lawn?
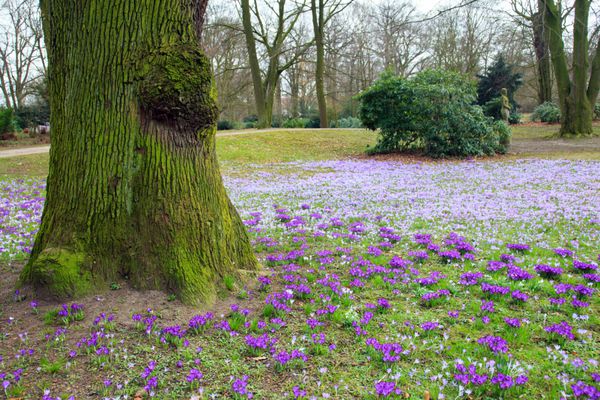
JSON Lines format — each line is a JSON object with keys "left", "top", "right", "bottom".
{"left": 0, "top": 128, "right": 599, "bottom": 399}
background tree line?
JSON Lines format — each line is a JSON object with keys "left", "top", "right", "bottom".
{"left": 1, "top": 0, "right": 599, "bottom": 135}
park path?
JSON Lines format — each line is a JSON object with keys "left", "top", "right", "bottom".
{"left": 0, "top": 128, "right": 357, "bottom": 159}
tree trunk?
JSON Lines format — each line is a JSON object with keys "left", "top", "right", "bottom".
{"left": 533, "top": 1, "right": 552, "bottom": 104}
{"left": 312, "top": 0, "right": 328, "bottom": 128}
{"left": 240, "top": 0, "right": 267, "bottom": 127}
{"left": 20, "top": 0, "right": 258, "bottom": 305}
{"left": 544, "top": 0, "right": 594, "bottom": 136}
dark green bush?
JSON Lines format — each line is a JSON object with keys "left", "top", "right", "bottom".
{"left": 358, "top": 69, "right": 510, "bottom": 158}
{"left": 271, "top": 115, "right": 283, "bottom": 128}
{"left": 14, "top": 103, "right": 51, "bottom": 130}
{"left": 304, "top": 116, "right": 320, "bottom": 128}
{"left": 283, "top": 118, "right": 308, "bottom": 128}
{"left": 0, "top": 107, "right": 16, "bottom": 135}
{"left": 330, "top": 117, "right": 363, "bottom": 128}
{"left": 594, "top": 103, "right": 600, "bottom": 120}
{"left": 217, "top": 120, "right": 236, "bottom": 130}
{"left": 477, "top": 55, "right": 522, "bottom": 122}
{"left": 531, "top": 102, "right": 560, "bottom": 123}
{"left": 243, "top": 114, "right": 258, "bottom": 123}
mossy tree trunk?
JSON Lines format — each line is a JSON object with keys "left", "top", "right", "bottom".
{"left": 544, "top": 0, "right": 599, "bottom": 136}
{"left": 20, "top": 0, "right": 258, "bottom": 305}
{"left": 533, "top": 0, "right": 553, "bottom": 104}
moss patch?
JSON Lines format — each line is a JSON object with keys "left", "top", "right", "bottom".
{"left": 22, "top": 248, "right": 93, "bottom": 298}
{"left": 138, "top": 44, "right": 218, "bottom": 137}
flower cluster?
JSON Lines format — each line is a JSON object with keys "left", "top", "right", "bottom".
{"left": 477, "top": 335, "right": 509, "bottom": 354}
{"left": 544, "top": 321, "right": 575, "bottom": 340}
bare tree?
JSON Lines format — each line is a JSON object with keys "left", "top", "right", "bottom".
{"left": 310, "top": 0, "right": 353, "bottom": 128}
{"left": 0, "top": 0, "right": 45, "bottom": 109}
{"left": 427, "top": 2, "right": 499, "bottom": 76}
{"left": 368, "top": 1, "right": 427, "bottom": 77}
{"left": 240, "top": 0, "right": 312, "bottom": 128}
{"left": 204, "top": 2, "right": 253, "bottom": 122}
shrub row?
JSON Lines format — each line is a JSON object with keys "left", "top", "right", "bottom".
{"left": 358, "top": 69, "right": 510, "bottom": 158}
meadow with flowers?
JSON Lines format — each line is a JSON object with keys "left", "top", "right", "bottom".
{"left": 0, "top": 130, "right": 599, "bottom": 399}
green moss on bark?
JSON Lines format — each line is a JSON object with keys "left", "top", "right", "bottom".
{"left": 20, "top": 248, "right": 94, "bottom": 298}
{"left": 139, "top": 45, "right": 218, "bottom": 137}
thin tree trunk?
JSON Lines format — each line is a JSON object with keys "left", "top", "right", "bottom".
{"left": 312, "top": 0, "right": 328, "bottom": 128}
{"left": 241, "top": 0, "right": 267, "bottom": 126}
{"left": 20, "top": 0, "right": 258, "bottom": 305}
{"left": 533, "top": 1, "right": 552, "bottom": 104}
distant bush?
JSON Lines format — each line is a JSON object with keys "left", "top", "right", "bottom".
{"left": 0, "top": 107, "right": 15, "bottom": 135}
{"left": 271, "top": 115, "right": 283, "bottom": 128}
{"left": 243, "top": 121, "right": 256, "bottom": 129}
{"left": 304, "top": 116, "right": 320, "bottom": 128}
{"left": 358, "top": 69, "right": 510, "bottom": 158}
{"left": 282, "top": 118, "right": 308, "bottom": 128}
{"left": 243, "top": 114, "right": 258, "bottom": 123}
{"left": 331, "top": 117, "right": 363, "bottom": 128}
{"left": 594, "top": 103, "right": 600, "bottom": 120}
{"left": 217, "top": 120, "right": 236, "bottom": 130}
{"left": 531, "top": 102, "right": 561, "bottom": 123}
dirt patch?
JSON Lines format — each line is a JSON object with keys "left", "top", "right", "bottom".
{"left": 510, "top": 135, "right": 600, "bottom": 154}
{"left": 0, "top": 261, "right": 264, "bottom": 398}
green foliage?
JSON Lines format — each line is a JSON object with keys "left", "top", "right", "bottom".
{"left": 0, "top": 107, "right": 16, "bottom": 135}
{"left": 14, "top": 79, "right": 50, "bottom": 129}
{"left": 304, "top": 115, "right": 321, "bottom": 128}
{"left": 242, "top": 114, "right": 257, "bottom": 129}
{"left": 224, "top": 275, "right": 235, "bottom": 291}
{"left": 283, "top": 118, "right": 309, "bottom": 128}
{"left": 358, "top": 69, "right": 511, "bottom": 158}
{"left": 243, "top": 114, "right": 258, "bottom": 123}
{"left": 217, "top": 120, "right": 236, "bottom": 130}
{"left": 477, "top": 55, "right": 523, "bottom": 120}
{"left": 532, "top": 102, "right": 561, "bottom": 123}
{"left": 594, "top": 103, "right": 600, "bottom": 120}
{"left": 271, "top": 115, "right": 283, "bottom": 128}
{"left": 40, "top": 357, "right": 66, "bottom": 374}
{"left": 330, "top": 117, "right": 363, "bottom": 128}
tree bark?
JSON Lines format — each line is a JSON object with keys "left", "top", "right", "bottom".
{"left": 240, "top": 0, "right": 267, "bottom": 127}
{"left": 544, "top": 0, "right": 594, "bottom": 136}
{"left": 20, "top": 0, "right": 258, "bottom": 305}
{"left": 312, "top": 0, "right": 328, "bottom": 128}
{"left": 532, "top": 0, "right": 552, "bottom": 104}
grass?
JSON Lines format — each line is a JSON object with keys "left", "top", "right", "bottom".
{"left": 2, "top": 125, "right": 600, "bottom": 177}
{"left": 0, "top": 153, "right": 49, "bottom": 176}
{"left": 216, "top": 129, "right": 376, "bottom": 164}
{"left": 0, "top": 129, "right": 376, "bottom": 177}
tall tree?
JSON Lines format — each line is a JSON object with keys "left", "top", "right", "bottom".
{"left": 0, "top": 0, "right": 45, "bottom": 109}
{"left": 310, "top": 0, "right": 352, "bottom": 128}
{"left": 20, "top": 0, "right": 257, "bottom": 304}
{"left": 428, "top": 2, "right": 499, "bottom": 76}
{"left": 544, "top": 0, "right": 599, "bottom": 136}
{"left": 369, "top": 1, "right": 426, "bottom": 77}
{"left": 511, "top": 0, "right": 554, "bottom": 105}
{"left": 240, "top": 0, "right": 310, "bottom": 128}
